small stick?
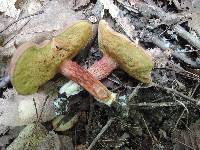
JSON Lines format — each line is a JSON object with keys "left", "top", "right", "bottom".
{"left": 132, "top": 1, "right": 200, "bottom": 50}
{"left": 131, "top": 101, "right": 190, "bottom": 108}
{"left": 116, "top": 1, "right": 200, "bottom": 69}
{"left": 2, "top": 19, "right": 31, "bottom": 47}
{"left": 32, "top": 98, "right": 39, "bottom": 121}
{"left": 87, "top": 118, "right": 115, "bottom": 150}
{"left": 174, "top": 139, "right": 194, "bottom": 150}
{"left": 141, "top": 115, "right": 156, "bottom": 146}
{"left": 190, "top": 82, "right": 200, "bottom": 97}
{"left": 152, "top": 83, "right": 200, "bottom": 105}
{"left": 173, "top": 25, "right": 200, "bottom": 50}
{"left": 172, "top": 108, "right": 187, "bottom": 132}
{"left": 150, "top": 33, "right": 200, "bottom": 69}
{"left": 128, "top": 83, "right": 142, "bottom": 102}
{"left": 0, "top": 10, "right": 44, "bottom": 34}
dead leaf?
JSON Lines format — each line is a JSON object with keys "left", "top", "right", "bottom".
{"left": 1, "top": 0, "right": 84, "bottom": 57}
{"left": 100, "top": 0, "right": 136, "bottom": 40}
{"left": 0, "top": 0, "right": 21, "bottom": 18}
{"left": 0, "top": 89, "right": 56, "bottom": 126}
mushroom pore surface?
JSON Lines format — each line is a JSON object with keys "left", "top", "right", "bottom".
{"left": 11, "top": 21, "right": 93, "bottom": 95}
{"left": 98, "top": 20, "right": 153, "bottom": 83}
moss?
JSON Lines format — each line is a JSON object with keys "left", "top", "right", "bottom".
{"left": 11, "top": 21, "right": 93, "bottom": 95}
{"left": 98, "top": 20, "right": 154, "bottom": 83}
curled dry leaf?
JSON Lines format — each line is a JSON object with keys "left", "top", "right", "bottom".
{"left": 0, "top": 89, "right": 56, "bottom": 126}
{"left": 0, "top": 0, "right": 21, "bottom": 18}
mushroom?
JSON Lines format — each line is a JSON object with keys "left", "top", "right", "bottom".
{"left": 60, "top": 20, "right": 154, "bottom": 105}
{"left": 10, "top": 20, "right": 116, "bottom": 104}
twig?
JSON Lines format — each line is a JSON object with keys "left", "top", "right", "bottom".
{"left": 32, "top": 98, "right": 39, "bottom": 121}
{"left": 2, "top": 19, "right": 31, "bottom": 47}
{"left": 132, "top": 1, "right": 200, "bottom": 50}
{"left": 167, "top": 62, "right": 200, "bottom": 80}
{"left": 174, "top": 98, "right": 189, "bottom": 113}
{"left": 172, "top": 108, "right": 187, "bottom": 132}
{"left": 0, "top": 10, "right": 44, "bottom": 34}
{"left": 146, "top": 2, "right": 200, "bottom": 50}
{"left": 190, "top": 81, "right": 200, "bottom": 97}
{"left": 117, "top": 0, "right": 200, "bottom": 69}
{"left": 141, "top": 115, "right": 156, "bottom": 146}
{"left": 150, "top": 27, "right": 200, "bottom": 69}
{"left": 118, "top": 0, "right": 200, "bottom": 53}
{"left": 174, "top": 139, "right": 194, "bottom": 150}
{"left": 152, "top": 83, "right": 200, "bottom": 106}
{"left": 87, "top": 118, "right": 115, "bottom": 150}
{"left": 131, "top": 101, "right": 190, "bottom": 108}
{"left": 173, "top": 25, "right": 200, "bottom": 50}
{"left": 128, "top": 83, "right": 142, "bottom": 102}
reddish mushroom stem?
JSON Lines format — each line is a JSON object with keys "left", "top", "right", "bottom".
{"left": 59, "top": 55, "right": 118, "bottom": 105}
{"left": 59, "top": 60, "right": 113, "bottom": 101}
{"left": 88, "top": 55, "right": 118, "bottom": 80}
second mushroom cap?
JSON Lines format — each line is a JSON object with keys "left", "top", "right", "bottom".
{"left": 98, "top": 20, "right": 154, "bottom": 83}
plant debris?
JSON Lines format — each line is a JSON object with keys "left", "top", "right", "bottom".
{"left": 0, "top": 0, "right": 200, "bottom": 149}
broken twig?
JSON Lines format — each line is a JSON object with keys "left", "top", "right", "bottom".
{"left": 87, "top": 118, "right": 115, "bottom": 150}
{"left": 131, "top": 101, "right": 190, "bottom": 108}
{"left": 152, "top": 83, "right": 200, "bottom": 106}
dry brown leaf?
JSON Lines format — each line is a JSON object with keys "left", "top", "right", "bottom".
{"left": 0, "top": 0, "right": 21, "bottom": 18}
{"left": 1, "top": 0, "right": 84, "bottom": 57}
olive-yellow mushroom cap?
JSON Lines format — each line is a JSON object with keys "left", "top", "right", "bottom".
{"left": 98, "top": 20, "right": 154, "bottom": 83}
{"left": 10, "top": 20, "right": 93, "bottom": 95}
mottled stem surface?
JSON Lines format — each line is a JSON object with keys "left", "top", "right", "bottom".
{"left": 88, "top": 55, "right": 118, "bottom": 80}
{"left": 59, "top": 60, "right": 112, "bottom": 101}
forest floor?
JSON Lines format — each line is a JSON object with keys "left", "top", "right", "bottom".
{"left": 0, "top": 0, "right": 200, "bottom": 149}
